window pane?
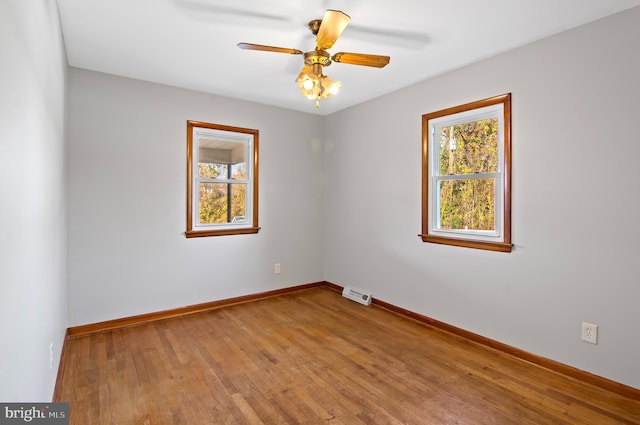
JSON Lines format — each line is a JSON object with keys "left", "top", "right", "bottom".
{"left": 198, "top": 162, "right": 227, "bottom": 178}
{"left": 199, "top": 183, "right": 228, "bottom": 224}
{"left": 438, "top": 179, "right": 495, "bottom": 231}
{"left": 198, "top": 182, "right": 246, "bottom": 224}
{"left": 230, "top": 183, "right": 246, "bottom": 222}
{"left": 198, "top": 137, "right": 246, "bottom": 179}
{"left": 439, "top": 118, "right": 498, "bottom": 176}
{"left": 198, "top": 162, "right": 246, "bottom": 180}
{"left": 231, "top": 162, "right": 246, "bottom": 180}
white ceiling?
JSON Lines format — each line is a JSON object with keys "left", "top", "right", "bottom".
{"left": 57, "top": 0, "right": 640, "bottom": 116}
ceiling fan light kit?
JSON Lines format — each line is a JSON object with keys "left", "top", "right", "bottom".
{"left": 237, "top": 9, "right": 390, "bottom": 108}
{"left": 297, "top": 67, "right": 341, "bottom": 108}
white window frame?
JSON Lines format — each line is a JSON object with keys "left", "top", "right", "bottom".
{"left": 428, "top": 106, "right": 504, "bottom": 241}
{"left": 186, "top": 121, "right": 260, "bottom": 238}
{"left": 421, "top": 94, "right": 511, "bottom": 252}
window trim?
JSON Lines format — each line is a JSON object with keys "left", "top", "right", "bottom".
{"left": 185, "top": 120, "right": 260, "bottom": 238}
{"left": 420, "top": 94, "right": 512, "bottom": 252}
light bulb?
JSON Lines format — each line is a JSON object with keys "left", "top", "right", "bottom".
{"left": 303, "top": 79, "right": 314, "bottom": 90}
{"left": 328, "top": 83, "right": 340, "bottom": 96}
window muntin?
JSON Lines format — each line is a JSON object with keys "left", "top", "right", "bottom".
{"left": 186, "top": 121, "right": 259, "bottom": 238}
{"left": 421, "top": 94, "right": 511, "bottom": 252}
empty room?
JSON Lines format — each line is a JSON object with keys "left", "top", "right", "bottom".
{"left": 1, "top": 0, "right": 639, "bottom": 423}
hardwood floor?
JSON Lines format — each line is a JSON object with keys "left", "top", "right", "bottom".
{"left": 56, "top": 287, "right": 640, "bottom": 424}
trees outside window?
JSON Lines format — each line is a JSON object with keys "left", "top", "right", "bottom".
{"left": 421, "top": 94, "right": 511, "bottom": 252}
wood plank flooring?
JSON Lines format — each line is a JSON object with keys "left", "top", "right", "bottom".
{"left": 55, "top": 287, "right": 640, "bottom": 424}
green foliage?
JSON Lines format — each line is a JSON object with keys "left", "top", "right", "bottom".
{"left": 438, "top": 118, "right": 498, "bottom": 231}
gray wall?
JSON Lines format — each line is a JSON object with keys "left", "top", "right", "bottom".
{"left": 324, "top": 7, "right": 640, "bottom": 389}
{"left": 67, "top": 69, "right": 325, "bottom": 326}
{"left": 4, "top": 2, "right": 638, "bottom": 400}
{"left": 0, "top": 0, "right": 68, "bottom": 401}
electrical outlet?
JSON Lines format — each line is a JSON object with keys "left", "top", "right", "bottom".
{"left": 274, "top": 263, "right": 281, "bottom": 274}
{"left": 581, "top": 322, "right": 598, "bottom": 344}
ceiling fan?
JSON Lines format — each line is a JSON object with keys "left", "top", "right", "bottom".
{"left": 238, "top": 10, "right": 390, "bottom": 108}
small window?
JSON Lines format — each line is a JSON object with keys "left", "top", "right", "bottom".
{"left": 186, "top": 121, "right": 259, "bottom": 238}
{"left": 421, "top": 94, "right": 511, "bottom": 252}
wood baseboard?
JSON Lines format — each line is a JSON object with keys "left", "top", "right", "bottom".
{"left": 325, "top": 281, "right": 640, "bottom": 400}
{"left": 67, "top": 282, "right": 327, "bottom": 337}
{"left": 52, "top": 330, "right": 70, "bottom": 402}
{"left": 64, "top": 280, "right": 639, "bottom": 400}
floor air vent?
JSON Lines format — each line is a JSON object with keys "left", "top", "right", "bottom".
{"left": 342, "top": 286, "right": 372, "bottom": 306}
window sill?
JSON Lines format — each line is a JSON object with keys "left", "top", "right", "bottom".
{"left": 186, "top": 227, "right": 261, "bottom": 238}
{"left": 419, "top": 234, "right": 512, "bottom": 253}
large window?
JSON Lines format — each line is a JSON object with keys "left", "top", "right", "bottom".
{"left": 421, "top": 94, "right": 511, "bottom": 252}
{"left": 186, "top": 121, "right": 259, "bottom": 238}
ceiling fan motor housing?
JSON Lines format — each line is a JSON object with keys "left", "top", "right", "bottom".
{"left": 304, "top": 50, "right": 331, "bottom": 67}
{"left": 308, "top": 19, "right": 322, "bottom": 35}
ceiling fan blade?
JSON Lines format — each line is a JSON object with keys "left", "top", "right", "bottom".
{"left": 332, "top": 52, "right": 390, "bottom": 68}
{"left": 237, "top": 43, "right": 303, "bottom": 55}
{"left": 176, "top": 1, "right": 290, "bottom": 23}
{"left": 316, "top": 10, "right": 351, "bottom": 50}
{"left": 347, "top": 24, "right": 430, "bottom": 48}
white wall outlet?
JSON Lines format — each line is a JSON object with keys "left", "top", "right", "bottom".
{"left": 274, "top": 263, "right": 281, "bottom": 274}
{"left": 581, "top": 322, "right": 598, "bottom": 344}
{"left": 49, "top": 342, "right": 54, "bottom": 370}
